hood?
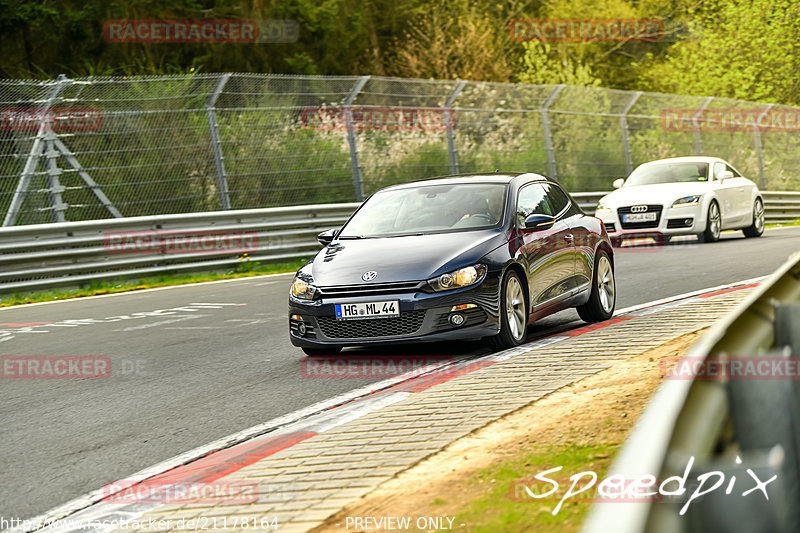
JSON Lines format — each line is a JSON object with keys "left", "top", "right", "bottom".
{"left": 601, "top": 182, "right": 712, "bottom": 207}
{"left": 310, "top": 230, "right": 506, "bottom": 286}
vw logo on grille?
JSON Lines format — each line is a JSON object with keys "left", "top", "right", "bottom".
{"left": 630, "top": 205, "right": 649, "bottom": 213}
{"left": 361, "top": 271, "right": 378, "bottom": 282}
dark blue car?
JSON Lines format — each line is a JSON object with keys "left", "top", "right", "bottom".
{"left": 289, "top": 173, "right": 616, "bottom": 356}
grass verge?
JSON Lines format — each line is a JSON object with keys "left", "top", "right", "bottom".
{"left": 0, "top": 257, "right": 307, "bottom": 308}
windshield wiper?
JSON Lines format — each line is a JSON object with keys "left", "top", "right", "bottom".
{"left": 338, "top": 235, "right": 366, "bottom": 239}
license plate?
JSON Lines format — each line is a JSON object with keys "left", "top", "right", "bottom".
{"left": 336, "top": 301, "right": 399, "bottom": 320}
{"left": 623, "top": 212, "right": 657, "bottom": 223}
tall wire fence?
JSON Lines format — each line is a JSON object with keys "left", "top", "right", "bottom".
{"left": 1, "top": 73, "right": 798, "bottom": 226}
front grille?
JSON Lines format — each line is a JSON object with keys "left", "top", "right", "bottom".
{"left": 317, "top": 281, "right": 423, "bottom": 299}
{"left": 617, "top": 205, "right": 663, "bottom": 229}
{"left": 667, "top": 218, "right": 694, "bottom": 229}
{"left": 317, "top": 311, "right": 426, "bottom": 339}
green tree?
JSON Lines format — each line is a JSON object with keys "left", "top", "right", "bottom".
{"left": 637, "top": 0, "right": 800, "bottom": 104}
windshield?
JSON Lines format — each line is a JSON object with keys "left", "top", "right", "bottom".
{"left": 339, "top": 182, "right": 507, "bottom": 238}
{"left": 625, "top": 162, "right": 710, "bottom": 186}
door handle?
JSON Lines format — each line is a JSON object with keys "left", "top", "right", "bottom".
{"left": 564, "top": 234, "right": 574, "bottom": 242}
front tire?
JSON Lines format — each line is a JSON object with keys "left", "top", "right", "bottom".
{"left": 699, "top": 201, "right": 721, "bottom": 243}
{"left": 488, "top": 270, "right": 528, "bottom": 350}
{"left": 742, "top": 198, "right": 765, "bottom": 238}
{"left": 302, "top": 345, "right": 342, "bottom": 357}
{"left": 577, "top": 251, "right": 616, "bottom": 323}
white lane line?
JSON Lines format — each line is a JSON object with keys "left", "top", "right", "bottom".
{"left": 0, "top": 273, "right": 294, "bottom": 312}
{"left": 613, "top": 275, "right": 767, "bottom": 316}
{"left": 114, "top": 315, "right": 208, "bottom": 332}
{"left": 11, "top": 276, "right": 764, "bottom": 533}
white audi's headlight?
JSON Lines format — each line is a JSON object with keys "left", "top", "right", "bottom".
{"left": 290, "top": 276, "right": 317, "bottom": 300}
{"left": 595, "top": 201, "right": 614, "bottom": 214}
{"left": 672, "top": 195, "right": 701, "bottom": 208}
{"left": 428, "top": 264, "right": 487, "bottom": 292}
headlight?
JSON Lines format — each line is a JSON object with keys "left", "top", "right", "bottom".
{"left": 290, "top": 276, "right": 317, "bottom": 300}
{"left": 672, "top": 195, "right": 701, "bottom": 208}
{"left": 595, "top": 202, "right": 613, "bottom": 214}
{"left": 428, "top": 264, "right": 487, "bottom": 292}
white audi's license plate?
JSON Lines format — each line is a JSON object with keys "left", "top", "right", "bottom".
{"left": 336, "top": 301, "right": 399, "bottom": 320}
{"left": 623, "top": 212, "right": 657, "bottom": 223}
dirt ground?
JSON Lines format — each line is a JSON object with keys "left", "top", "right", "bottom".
{"left": 310, "top": 330, "right": 705, "bottom": 532}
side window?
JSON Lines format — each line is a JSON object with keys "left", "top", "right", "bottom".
{"left": 544, "top": 184, "right": 570, "bottom": 216}
{"left": 713, "top": 162, "right": 726, "bottom": 180}
{"left": 726, "top": 164, "right": 742, "bottom": 177}
{"left": 516, "top": 184, "right": 551, "bottom": 227}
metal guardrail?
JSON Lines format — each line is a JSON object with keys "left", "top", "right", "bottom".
{"left": 582, "top": 251, "right": 800, "bottom": 533}
{"left": 0, "top": 192, "right": 797, "bottom": 296}
{"left": 0, "top": 203, "right": 359, "bottom": 294}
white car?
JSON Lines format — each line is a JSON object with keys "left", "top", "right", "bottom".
{"left": 595, "top": 156, "right": 765, "bottom": 245}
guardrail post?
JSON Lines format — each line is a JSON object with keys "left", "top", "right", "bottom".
{"left": 444, "top": 81, "right": 467, "bottom": 174}
{"left": 344, "top": 76, "right": 369, "bottom": 202}
{"left": 206, "top": 73, "right": 232, "bottom": 210}
{"left": 541, "top": 85, "right": 565, "bottom": 180}
{"left": 692, "top": 96, "right": 714, "bottom": 155}
{"left": 754, "top": 104, "right": 773, "bottom": 190}
{"left": 620, "top": 91, "right": 642, "bottom": 176}
{"left": 3, "top": 74, "right": 69, "bottom": 227}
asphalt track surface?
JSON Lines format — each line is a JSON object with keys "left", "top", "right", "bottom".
{"left": 1, "top": 226, "right": 799, "bottom": 520}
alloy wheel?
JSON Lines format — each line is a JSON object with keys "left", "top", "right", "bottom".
{"left": 505, "top": 276, "right": 526, "bottom": 341}
{"left": 597, "top": 255, "right": 615, "bottom": 313}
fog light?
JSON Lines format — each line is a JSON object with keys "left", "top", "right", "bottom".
{"left": 685, "top": 218, "right": 693, "bottom": 227}
{"left": 449, "top": 313, "right": 465, "bottom": 326}
{"left": 297, "top": 322, "right": 307, "bottom": 336}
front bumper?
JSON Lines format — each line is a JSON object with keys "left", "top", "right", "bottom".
{"left": 288, "top": 282, "right": 501, "bottom": 348}
{"left": 596, "top": 203, "right": 705, "bottom": 238}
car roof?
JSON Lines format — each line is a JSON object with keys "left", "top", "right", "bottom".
{"left": 380, "top": 172, "right": 549, "bottom": 191}
{"left": 638, "top": 156, "right": 726, "bottom": 166}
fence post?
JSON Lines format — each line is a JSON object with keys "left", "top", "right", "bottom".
{"left": 344, "top": 76, "right": 369, "bottom": 202}
{"left": 620, "top": 91, "right": 642, "bottom": 176}
{"left": 444, "top": 81, "right": 467, "bottom": 174}
{"left": 541, "top": 85, "right": 565, "bottom": 180}
{"left": 3, "top": 74, "right": 69, "bottom": 227}
{"left": 754, "top": 104, "right": 773, "bottom": 190}
{"left": 44, "top": 137, "right": 67, "bottom": 223}
{"left": 206, "top": 73, "right": 232, "bottom": 210}
{"left": 692, "top": 96, "right": 714, "bottom": 155}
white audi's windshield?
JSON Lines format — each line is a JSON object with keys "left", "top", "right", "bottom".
{"left": 625, "top": 162, "right": 710, "bottom": 186}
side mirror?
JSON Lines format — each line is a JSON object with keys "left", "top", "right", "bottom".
{"left": 718, "top": 170, "right": 734, "bottom": 181}
{"left": 317, "top": 228, "right": 337, "bottom": 246}
{"left": 524, "top": 214, "right": 555, "bottom": 230}
{"left": 612, "top": 178, "right": 625, "bottom": 189}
